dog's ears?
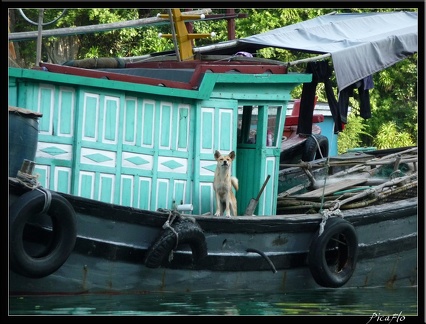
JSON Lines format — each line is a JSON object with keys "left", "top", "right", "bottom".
{"left": 214, "top": 150, "right": 235, "bottom": 160}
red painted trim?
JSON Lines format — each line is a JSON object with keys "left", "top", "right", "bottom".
{"left": 125, "top": 60, "right": 286, "bottom": 72}
{"left": 39, "top": 63, "right": 194, "bottom": 89}
{"left": 39, "top": 62, "right": 287, "bottom": 90}
{"left": 284, "top": 114, "right": 324, "bottom": 126}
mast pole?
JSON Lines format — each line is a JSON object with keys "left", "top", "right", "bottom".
{"left": 167, "top": 9, "right": 181, "bottom": 61}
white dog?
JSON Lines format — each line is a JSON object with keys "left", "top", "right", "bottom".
{"left": 213, "top": 150, "right": 238, "bottom": 217}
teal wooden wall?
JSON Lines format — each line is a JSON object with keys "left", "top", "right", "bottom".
{"left": 9, "top": 77, "right": 237, "bottom": 215}
{"left": 9, "top": 68, "right": 310, "bottom": 215}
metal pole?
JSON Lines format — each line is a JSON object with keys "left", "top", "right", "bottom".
{"left": 10, "top": 9, "right": 211, "bottom": 41}
{"left": 288, "top": 53, "right": 331, "bottom": 66}
{"left": 226, "top": 9, "right": 235, "bottom": 40}
{"left": 36, "top": 9, "right": 44, "bottom": 66}
{"left": 167, "top": 9, "right": 181, "bottom": 62}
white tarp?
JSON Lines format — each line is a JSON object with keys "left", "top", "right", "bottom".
{"left": 197, "top": 11, "right": 418, "bottom": 91}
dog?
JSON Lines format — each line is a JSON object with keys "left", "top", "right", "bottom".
{"left": 213, "top": 150, "right": 238, "bottom": 217}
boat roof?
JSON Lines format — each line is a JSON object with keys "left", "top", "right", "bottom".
{"left": 195, "top": 11, "right": 418, "bottom": 91}
{"left": 39, "top": 57, "right": 289, "bottom": 90}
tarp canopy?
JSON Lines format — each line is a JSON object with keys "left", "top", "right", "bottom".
{"left": 196, "top": 11, "right": 418, "bottom": 91}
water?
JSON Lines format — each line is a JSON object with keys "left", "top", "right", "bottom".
{"left": 9, "top": 286, "right": 418, "bottom": 317}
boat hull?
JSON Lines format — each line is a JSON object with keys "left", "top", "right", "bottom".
{"left": 9, "top": 249, "right": 417, "bottom": 294}
{"left": 9, "top": 184, "right": 417, "bottom": 295}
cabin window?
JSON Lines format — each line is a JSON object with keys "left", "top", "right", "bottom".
{"left": 267, "top": 105, "right": 283, "bottom": 147}
{"left": 238, "top": 105, "right": 256, "bottom": 145}
{"left": 237, "top": 105, "right": 283, "bottom": 148}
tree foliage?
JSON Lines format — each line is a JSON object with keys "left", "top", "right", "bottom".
{"left": 373, "top": 122, "right": 416, "bottom": 149}
{"left": 9, "top": 8, "right": 418, "bottom": 150}
{"left": 337, "top": 115, "right": 372, "bottom": 154}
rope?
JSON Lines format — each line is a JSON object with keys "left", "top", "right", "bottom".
{"left": 310, "top": 134, "right": 324, "bottom": 159}
{"left": 17, "top": 9, "right": 67, "bottom": 26}
{"left": 35, "top": 187, "right": 52, "bottom": 215}
{"left": 310, "top": 133, "right": 330, "bottom": 214}
{"left": 318, "top": 208, "right": 343, "bottom": 236}
{"left": 16, "top": 170, "right": 40, "bottom": 189}
{"left": 307, "top": 132, "right": 335, "bottom": 231}
{"left": 157, "top": 208, "right": 182, "bottom": 250}
{"left": 246, "top": 248, "right": 277, "bottom": 273}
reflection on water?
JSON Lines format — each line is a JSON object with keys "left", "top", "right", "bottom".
{"left": 9, "top": 286, "right": 417, "bottom": 316}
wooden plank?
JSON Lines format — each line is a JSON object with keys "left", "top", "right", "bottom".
{"left": 294, "top": 178, "right": 368, "bottom": 199}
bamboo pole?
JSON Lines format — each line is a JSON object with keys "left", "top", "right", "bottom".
{"left": 365, "top": 157, "right": 417, "bottom": 165}
{"left": 329, "top": 173, "right": 417, "bottom": 211}
{"left": 287, "top": 53, "right": 331, "bottom": 66}
{"left": 35, "top": 9, "right": 43, "bottom": 66}
{"left": 9, "top": 9, "right": 212, "bottom": 41}
{"left": 167, "top": 9, "right": 181, "bottom": 62}
{"left": 340, "top": 181, "right": 417, "bottom": 209}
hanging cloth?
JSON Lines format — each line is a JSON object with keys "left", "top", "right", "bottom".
{"left": 338, "top": 76, "right": 373, "bottom": 124}
{"left": 298, "top": 61, "right": 342, "bottom": 135}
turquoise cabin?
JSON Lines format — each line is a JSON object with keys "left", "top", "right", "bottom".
{"left": 8, "top": 61, "right": 311, "bottom": 216}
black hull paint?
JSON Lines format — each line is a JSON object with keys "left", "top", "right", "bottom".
{"left": 9, "top": 178, "right": 417, "bottom": 294}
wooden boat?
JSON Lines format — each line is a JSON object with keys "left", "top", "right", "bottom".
{"left": 8, "top": 9, "right": 417, "bottom": 295}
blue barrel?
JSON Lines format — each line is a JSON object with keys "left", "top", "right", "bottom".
{"left": 9, "top": 107, "right": 42, "bottom": 177}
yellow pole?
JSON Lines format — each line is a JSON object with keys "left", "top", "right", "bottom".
{"left": 158, "top": 9, "right": 213, "bottom": 61}
{"left": 171, "top": 9, "right": 193, "bottom": 60}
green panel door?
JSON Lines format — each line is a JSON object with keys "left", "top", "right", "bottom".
{"left": 193, "top": 99, "right": 238, "bottom": 215}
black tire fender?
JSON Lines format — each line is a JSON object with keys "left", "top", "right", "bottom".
{"left": 308, "top": 217, "right": 358, "bottom": 288}
{"left": 9, "top": 189, "right": 77, "bottom": 278}
{"left": 145, "top": 218, "right": 207, "bottom": 268}
{"left": 302, "top": 134, "right": 329, "bottom": 162}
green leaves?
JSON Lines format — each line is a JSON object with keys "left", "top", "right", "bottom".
{"left": 373, "top": 122, "right": 415, "bottom": 149}
{"left": 10, "top": 8, "right": 417, "bottom": 151}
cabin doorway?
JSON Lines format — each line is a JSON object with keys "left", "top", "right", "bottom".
{"left": 236, "top": 104, "right": 285, "bottom": 215}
